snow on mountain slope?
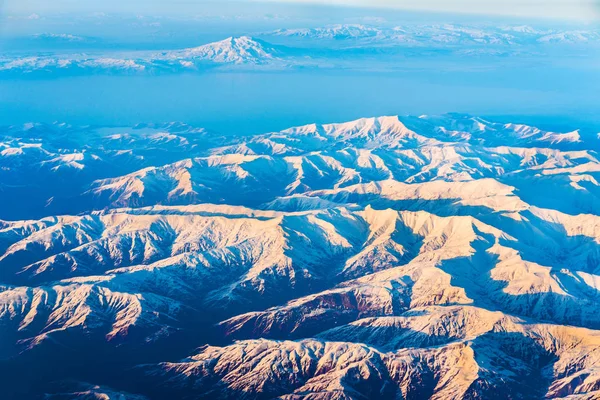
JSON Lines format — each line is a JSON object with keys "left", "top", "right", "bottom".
{"left": 403, "top": 114, "right": 585, "bottom": 148}
{"left": 266, "top": 24, "right": 600, "bottom": 47}
{"left": 142, "top": 319, "right": 600, "bottom": 399}
{"left": 158, "top": 36, "right": 279, "bottom": 65}
{"left": 60, "top": 115, "right": 598, "bottom": 215}
{"left": 85, "top": 155, "right": 296, "bottom": 209}
{"left": 0, "top": 282, "right": 189, "bottom": 355}
{"left": 1, "top": 114, "right": 600, "bottom": 399}
{"left": 0, "top": 36, "right": 283, "bottom": 74}
{"left": 538, "top": 31, "right": 600, "bottom": 44}
{"left": 0, "top": 122, "right": 227, "bottom": 220}
{"left": 271, "top": 24, "right": 384, "bottom": 40}
{"left": 0, "top": 56, "right": 146, "bottom": 73}
{"left": 279, "top": 116, "right": 439, "bottom": 148}
{"left": 2, "top": 204, "right": 599, "bottom": 350}
{"left": 4, "top": 23, "right": 599, "bottom": 77}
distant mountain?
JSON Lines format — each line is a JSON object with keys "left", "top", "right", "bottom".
{"left": 0, "top": 36, "right": 283, "bottom": 74}
{"left": 1, "top": 114, "right": 600, "bottom": 398}
{"left": 33, "top": 33, "right": 87, "bottom": 42}
{"left": 537, "top": 30, "right": 600, "bottom": 43}
{"left": 0, "top": 55, "right": 147, "bottom": 73}
{"left": 1, "top": 115, "right": 598, "bottom": 220}
{"left": 267, "top": 23, "right": 600, "bottom": 46}
{"left": 3, "top": 23, "right": 599, "bottom": 76}
{"left": 271, "top": 24, "right": 384, "bottom": 40}
{"left": 156, "top": 36, "right": 280, "bottom": 65}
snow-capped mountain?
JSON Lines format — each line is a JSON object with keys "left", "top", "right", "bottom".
{"left": 156, "top": 36, "right": 280, "bottom": 66}
{"left": 1, "top": 114, "right": 600, "bottom": 399}
{"left": 0, "top": 55, "right": 147, "bottom": 73}
{"left": 267, "top": 23, "right": 600, "bottom": 46}
{"left": 3, "top": 23, "right": 599, "bottom": 76}
{"left": 537, "top": 30, "right": 600, "bottom": 44}
{"left": 0, "top": 36, "right": 283, "bottom": 74}
{"left": 271, "top": 24, "right": 384, "bottom": 40}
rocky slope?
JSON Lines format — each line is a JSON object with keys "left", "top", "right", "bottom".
{"left": 0, "top": 114, "right": 599, "bottom": 399}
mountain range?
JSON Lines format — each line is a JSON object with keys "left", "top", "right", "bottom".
{"left": 0, "top": 114, "right": 599, "bottom": 398}
{"left": 2, "top": 23, "right": 599, "bottom": 75}
{"left": 268, "top": 23, "right": 600, "bottom": 45}
{"left": 0, "top": 36, "right": 283, "bottom": 74}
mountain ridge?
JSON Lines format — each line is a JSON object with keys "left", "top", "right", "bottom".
{"left": 1, "top": 114, "right": 599, "bottom": 398}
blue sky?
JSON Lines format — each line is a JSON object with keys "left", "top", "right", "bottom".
{"left": 1, "top": 0, "right": 599, "bottom": 21}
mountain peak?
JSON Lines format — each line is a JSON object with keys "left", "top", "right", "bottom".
{"left": 2, "top": 114, "right": 600, "bottom": 399}
{"left": 180, "top": 36, "right": 277, "bottom": 65}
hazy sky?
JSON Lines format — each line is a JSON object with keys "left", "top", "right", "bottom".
{"left": 257, "top": 0, "right": 600, "bottom": 20}
{"left": 1, "top": 0, "right": 599, "bottom": 21}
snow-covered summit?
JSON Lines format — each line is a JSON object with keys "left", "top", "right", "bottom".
{"left": 0, "top": 36, "right": 281, "bottom": 74}
{"left": 162, "top": 36, "right": 279, "bottom": 65}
